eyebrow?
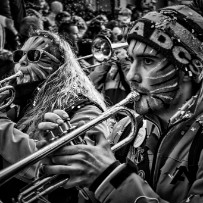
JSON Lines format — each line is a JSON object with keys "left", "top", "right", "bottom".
{"left": 127, "top": 52, "right": 160, "bottom": 59}
{"left": 137, "top": 53, "right": 160, "bottom": 58}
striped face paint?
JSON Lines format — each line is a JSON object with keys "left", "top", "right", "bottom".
{"left": 127, "top": 40, "right": 180, "bottom": 114}
{"left": 14, "top": 36, "right": 60, "bottom": 84}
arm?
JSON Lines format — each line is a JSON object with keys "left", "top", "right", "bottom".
{"left": 94, "top": 147, "right": 203, "bottom": 203}
{"left": 0, "top": 15, "right": 7, "bottom": 27}
{"left": 0, "top": 15, "right": 17, "bottom": 35}
{"left": 88, "top": 62, "right": 111, "bottom": 90}
{"left": 0, "top": 113, "right": 38, "bottom": 181}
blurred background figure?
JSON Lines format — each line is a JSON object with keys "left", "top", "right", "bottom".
{"left": 38, "top": 0, "right": 49, "bottom": 16}
{"left": 111, "top": 26, "right": 123, "bottom": 43}
{"left": 0, "top": 0, "right": 25, "bottom": 81}
{"left": 85, "top": 14, "right": 108, "bottom": 40}
{"left": 55, "top": 11, "right": 71, "bottom": 29}
{"left": 47, "top": 1, "right": 63, "bottom": 28}
{"left": 18, "top": 15, "right": 44, "bottom": 44}
{"left": 1, "top": 0, "right": 26, "bottom": 51}
{"left": 118, "top": 8, "right": 132, "bottom": 25}
{"left": 58, "top": 21, "right": 79, "bottom": 55}
{"left": 58, "top": 21, "right": 92, "bottom": 75}
{"left": 71, "top": 15, "right": 88, "bottom": 39}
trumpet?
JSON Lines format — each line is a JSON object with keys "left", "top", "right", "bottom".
{"left": 0, "top": 86, "right": 15, "bottom": 111}
{"left": 0, "top": 91, "right": 140, "bottom": 203}
{"left": 0, "top": 71, "right": 23, "bottom": 86}
{"left": 0, "top": 71, "right": 23, "bottom": 110}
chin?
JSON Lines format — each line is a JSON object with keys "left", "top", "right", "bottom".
{"left": 133, "top": 99, "right": 149, "bottom": 115}
{"left": 134, "top": 96, "right": 165, "bottom": 115}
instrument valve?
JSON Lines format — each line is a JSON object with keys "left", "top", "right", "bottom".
{"left": 45, "top": 117, "right": 76, "bottom": 142}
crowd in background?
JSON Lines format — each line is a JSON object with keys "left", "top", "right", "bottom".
{"left": 0, "top": 0, "right": 159, "bottom": 109}
{"left": 2, "top": 1, "right": 203, "bottom": 203}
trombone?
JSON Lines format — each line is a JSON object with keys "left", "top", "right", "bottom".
{"left": 91, "top": 35, "right": 128, "bottom": 62}
{"left": 0, "top": 91, "right": 140, "bottom": 203}
{"left": 78, "top": 35, "right": 128, "bottom": 69}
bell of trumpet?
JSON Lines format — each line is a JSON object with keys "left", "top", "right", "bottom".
{"left": 0, "top": 91, "right": 140, "bottom": 203}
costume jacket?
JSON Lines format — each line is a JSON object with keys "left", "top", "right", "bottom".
{"left": 93, "top": 101, "right": 203, "bottom": 203}
{"left": 0, "top": 83, "right": 109, "bottom": 203}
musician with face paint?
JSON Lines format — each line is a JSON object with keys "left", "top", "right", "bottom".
{"left": 0, "top": 30, "right": 108, "bottom": 203}
{"left": 39, "top": 1, "right": 203, "bottom": 203}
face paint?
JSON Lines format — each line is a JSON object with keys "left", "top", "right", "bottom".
{"left": 14, "top": 36, "right": 60, "bottom": 84}
{"left": 127, "top": 40, "right": 180, "bottom": 114}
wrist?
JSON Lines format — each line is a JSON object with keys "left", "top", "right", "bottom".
{"left": 89, "top": 160, "right": 120, "bottom": 193}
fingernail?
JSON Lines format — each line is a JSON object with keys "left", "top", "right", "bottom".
{"left": 50, "top": 123, "right": 58, "bottom": 128}
{"left": 62, "top": 113, "right": 69, "bottom": 120}
{"left": 56, "top": 118, "right": 63, "bottom": 124}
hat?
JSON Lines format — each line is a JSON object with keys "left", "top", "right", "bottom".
{"left": 127, "top": 5, "right": 203, "bottom": 83}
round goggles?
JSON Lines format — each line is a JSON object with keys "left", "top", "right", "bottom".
{"left": 12, "top": 49, "right": 60, "bottom": 64}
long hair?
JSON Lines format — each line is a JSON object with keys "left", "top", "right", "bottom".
{"left": 17, "top": 30, "right": 107, "bottom": 139}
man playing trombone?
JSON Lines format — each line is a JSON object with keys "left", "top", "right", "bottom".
{"left": 0, "top": 29, "right": 108, "bottom": 203}
{"left": 39, "top": 1, "right": 203, "bottom": 203}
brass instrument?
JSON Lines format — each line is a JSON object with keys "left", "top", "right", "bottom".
{"left": 0, "top": 86, "right": 15, "bottom": 111}
{"left": 0, "top": 91, "right": 140, "bottom": 203}
{"left": 0, "top": 71, "right": 23, "bottom": 110}
{"left": 0, "top": 71, "right": 23, "bottom": 86}
{"left": 91, "top": 35, "right": 128, "bottom": 62}
{"left": 78, "top": 35, "right": 128, "bottom": 69}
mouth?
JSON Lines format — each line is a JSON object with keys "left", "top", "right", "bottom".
{"left": 131, "top": 87, "right": 148, "bottom": 96}
{"left": 15, "top": 65, "right": 32, "bottom": 84}
{"left": 17, "top": 74, "right": 31, "bottom": 84}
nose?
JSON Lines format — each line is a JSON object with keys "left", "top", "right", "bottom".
{"left": 19, "top": 55, "right": 28, "bottom": 66}
{"left": 126, "top": 62, "right": 142, "bottom": 83}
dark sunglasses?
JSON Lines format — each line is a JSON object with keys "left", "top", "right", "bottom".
{"left": 12, "top": 49, "right": 60, "bottom": 64}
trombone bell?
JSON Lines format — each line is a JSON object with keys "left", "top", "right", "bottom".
{"left": 92, "top": 35, "right": 128, "bottom": 62}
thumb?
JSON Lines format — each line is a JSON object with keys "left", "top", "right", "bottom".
{"left": 75, "top": 120, "right": 86, "bottom": 128}
{"left": 36, "top": 140, "right": 47, "bottom": 149}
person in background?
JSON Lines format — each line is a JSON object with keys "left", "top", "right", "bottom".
{"left": 88, "top": 29, "right": 131, "bottom": 111}
{"left": 71, "top": 15, "right": 88, "bottom": 40}
{"left": 47, "top": 1, "right": 63, "bottom": 28}
{"left": 18, "top": 15, "right": 44, "bottom": 44}
{"left": 39, "top": 0, "right": 49, "bottom": 16}
{"left": 58, "top": 21, "right": 79, "bottom": 55}
{"left": 58, "top": 21, "right": 92, "bottom": 75}
{"left": 0, "top": 1, "right": 20, "bottom": 80}
{"left": 39, "top": 1, "right": 203, "bottom": 202}
{"left": 111, "top": 26, "right": 123, "bottom": 43}
{"left": 118, "top": 8, "right": 132, "bottom": 25}
{"left": 85, "top": 15, "right": 108, "bottom": 40}
{"left": 0, "top": 29, "right": 108, "bottom": 203}
{"left": 55, "top": 11, "right": 71, "bottom": 29}
{"left": 1, "top": 0, "right": 26, "bottom": 51}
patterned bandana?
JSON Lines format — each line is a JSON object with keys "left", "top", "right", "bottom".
{"left": 127, "top": 5, "right": 203, "bottom": 83}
